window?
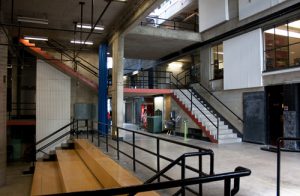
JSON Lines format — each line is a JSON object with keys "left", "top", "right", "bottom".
{"left": 210, "top": 43, "right": 223, "bottom": 80}
{"left": 264, "top": 19, "right": 300, "bottom": 71}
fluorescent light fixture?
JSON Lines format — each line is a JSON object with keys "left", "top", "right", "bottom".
{"left": 168, "top": 62, "right": 183, "bottom": 69}
{"left": 107, "top": 57, "right": 113, "bottom": 69}
{"left": 17, "top": 16, "right": 48, "bottom": 25}
{"left": 265, "top": 28, "right": 300, "bottom": 39}
{"left": 123, "top": 76, "right": 127, "bottom": 80}
{"left": 288, "top": 20, "right": 300, "bottom": 29}
{"left": 132, "top": 70, "right": 139, "bottom": 75}
{"left": 24, "top": 35, "right": 48, "bottom": 41}
{"left": 70, "top": 40, "right": 93, "bottom": 45}
{"left": 77, "top": 23, "right": 104, "bottom": 31}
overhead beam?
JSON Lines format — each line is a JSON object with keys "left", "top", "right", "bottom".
{"left": 108, "top": 0, "right": 165, "bottom": 43}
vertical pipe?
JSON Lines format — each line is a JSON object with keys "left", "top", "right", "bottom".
{"left": 133, "top": 132, "right": 136, "bottom": 171}
{"left": 106, "top": 132, "right": 108, "bottom": 152}
{"left": 11, "top": 0, "right": 14, "bottom": 24}
{"left": 157, "top": 138, "right": 160, "bottom": 182}
{"left": 224, "top": 178, "right": 231, "bottom": 196}
{"left": 117, "top": 127, "right": 120, "bottom": 160}
{"left": 190, "top": 90, "right": 192, "bottom": 112}
{"left": 97, "top": 128, "right": 100, "bottom": 147}
{"left": 73, "top": 22, "right": 77, "bottom": 70}
{"left": 79, "top": 2, "right": 85, "bottom": 45}
{"left": 91, "top": 120, "right": 93, "bottom": 143}
{"left": 217, "top": 117, "right": 219, "bottom": 142}
{"left": 76, "top": 120, "right": 79, "bottom": 138}
{"left": 91, "top": 0, "right": 94, "bottom": 33}
{"left": 277, "top": 139, "right": 281, "bottom": 196}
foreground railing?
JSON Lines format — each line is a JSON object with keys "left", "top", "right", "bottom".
{"left": 72, "top": 121, "right": 251, "bottom": 195}
{"left": 276, "top": 137, "right": 300, "bottom": 196}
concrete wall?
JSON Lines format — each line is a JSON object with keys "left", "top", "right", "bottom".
{"left": 0, "top": 30, "right": 7, "bottom": 186}
{"left": 199, "top": 0, "right": 229, "bottom": 32}
{"left": 239, "top": 0, "right": 287, "bottom": 20}
{"left": 36, "top": 60, "right": 71, "bottom": 155}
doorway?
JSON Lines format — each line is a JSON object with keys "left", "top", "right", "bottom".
{"left": 266, "top": 85, "right": 284, "bottom": 145}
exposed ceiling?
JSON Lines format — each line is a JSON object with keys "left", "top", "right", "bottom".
{"left": 0, "top": 0, "right": 199, "bottom": 62}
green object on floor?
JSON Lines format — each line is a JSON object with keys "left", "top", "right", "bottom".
{"left": 184, "top": 120, "right": 188, "bottom": 141}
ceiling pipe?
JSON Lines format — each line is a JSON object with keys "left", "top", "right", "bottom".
{"left": 0, "top": 23, "right": 103, "bottom": 34}
{"left": 91, "top": 0, "right": 94, "bottom": 33}
{"left": 79, "top": 2, "right": 85, "bottom": 46}
{"left": 74, "top": 0, "right": 112, "bottom": 58}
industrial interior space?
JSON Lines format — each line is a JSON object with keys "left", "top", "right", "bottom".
{"left": 0, "top": 0, "right": 300, "bottom": 195}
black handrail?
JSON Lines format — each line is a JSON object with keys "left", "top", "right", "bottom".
{"left": 193, "top": 83, "right": 244, "bottom": 123}
{"left": 46, "top": 41, "right": 98, "bottom": 77}
{"left": 170, "top": 73, "right": 219, "bottom": 131}
{"left": 49, "top": 38, "right": 99, "bottom": 72}
{"left": 276, "top": 137, "right": 300, "bottom": 196}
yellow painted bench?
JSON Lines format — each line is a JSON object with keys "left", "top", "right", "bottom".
{"left": 31, "top": 162, "right": 63, "bottom": 196}
{"left": 56, "top": 149, "right": 103, "bottom": 192}
{"left": 74, "top": 139, "right": 159, "bottom": 195}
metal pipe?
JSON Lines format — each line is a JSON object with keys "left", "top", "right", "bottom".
{"left": 91, "top": 0, "right": 94, "bottom": 33}
{"left": 156, "top": 138, "right": 160, "bottom": 182}
{"left": 75, "top": 1, "right": 111, "bottom": 58}
{"left": 11, "top": 0, "right": 14, "bottom": 24}
{"left": 117, "top": 127, "right": 119, "bottom": 160}
{"left": 0, "top": 22, "right": 103, "bottom": 34}
{"left": 79, "top": 2, "right": 85, "bottom": 45}
{"left": 133, "top": 132, "right": 136, "bottom": 171}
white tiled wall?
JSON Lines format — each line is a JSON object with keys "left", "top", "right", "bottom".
{"left": 36, "top": 60, "right": 71, "bottom": 154}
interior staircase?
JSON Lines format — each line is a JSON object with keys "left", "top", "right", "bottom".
{"left": 172, "top": 89, "right": 242, "bottom": 144}
{"left": 19, "top": 39, "right": 98, "bottom": 92}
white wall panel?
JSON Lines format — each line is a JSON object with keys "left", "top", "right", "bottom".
{"left": 239, "top": 0, "right": 287, "bottom": 20}
{"left": 224, "top": 29, "right": 263, "bottom": 90}
{"left": 199, "top": 0, "right": 229, "bottom": 32}
{"left": 36, "top": 60, "right": 71, "bottom": 154}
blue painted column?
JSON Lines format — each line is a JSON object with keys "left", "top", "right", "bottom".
{"left": 98, "top": 43, "right": 108, "bottom": 135}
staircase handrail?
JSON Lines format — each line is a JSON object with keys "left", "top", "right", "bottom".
{"left": 170, "top": 73, "right": 219, "bottom": 131}
{"left": 49, "top": 38, "right": 99, "bottom": 71}
{"left": 193, "top": 83, "right": 244, "bottom": 123}
{"left": 46, "top": 39, "right": 98, "bottom": 77}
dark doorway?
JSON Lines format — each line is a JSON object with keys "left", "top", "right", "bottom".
{"left": 266, "top": 85, "right": 284, "bottom": 145}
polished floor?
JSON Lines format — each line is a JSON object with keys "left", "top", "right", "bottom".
{"left": 0, "top": 124, "right": 299, "bottom": 196}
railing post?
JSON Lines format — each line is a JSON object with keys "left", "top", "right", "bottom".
{"left": 91, "top": 120, "right": 93, "bottom": 143}
{"left": 181, "top": 157, "right": 186, "bottom": 196}
{"left": 199, "top": 149, "right": 203, "bottom": 196}
{"left": 217, "top": 117, "right": 219, "bottom": 142}
{"left": 117, "top": 127, "right": 120, "bottom": 160}
{"left": 277, "top": 139, "right": 281, "bottom": 196}
{"left": 76, "top": 120, "right": 79, "bottom": 139}
{"left": 98, "top": 128, "right": 100, "bottom": 147}
{"left": 224, "top": 178, "right": 231, "bottom": 196}
{"left": 86, "top": 119, "right": 88, "bottom": 139}
{"left": 190, "top": 90, "right": 193, "bottom": 112}
{"left": 156, "top": 138, "right": 160, "bottom": 182}
{"left": 133, "top": 132, "right": 136, "bottom": 171}
{"left": 106, "top": 131, "right": 108, "bottom": 152}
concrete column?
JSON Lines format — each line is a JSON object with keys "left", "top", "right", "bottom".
{"left": 0, "top": 30, "right": 8, "bottom": 186}
{"left": 111, "top": 34, "right": 124, "bottom": 137}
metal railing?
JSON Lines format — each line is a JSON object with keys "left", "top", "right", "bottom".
{"left": 141, "top": 16, "right": 198, "bottom": 32}
{"left": 170, "top": 73, "right": 220, "bottom": 141}
{"left": 46, "top": 39, "right": 98, "bottom": 78}
{"left": 8, "top": 102, "right": 36, "bottom": 119}
{"left": 276, "top": 137, "right": 300, "bottom": 196}
{"left": 70, "top": 121, "right": 251, "bottom": 195}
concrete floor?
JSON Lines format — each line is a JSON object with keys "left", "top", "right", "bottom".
{"left": 0, "top": 124, "right": 299, "bottom": 196}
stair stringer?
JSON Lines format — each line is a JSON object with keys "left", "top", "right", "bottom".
{"left": 171, "top": 93, "right": 217, "bottom": 143}
{"left": 19, "top": 39, "right": 98, "bottom": 92}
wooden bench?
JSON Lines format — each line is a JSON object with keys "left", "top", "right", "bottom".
{"left": 56, "top": 149, "right": 103, "bottom": 192}
{"left": 74, "top": 139, "right": 159, "bottom": 195}
{"left": 31, "top": 162, "right": 63, "bottom": 196}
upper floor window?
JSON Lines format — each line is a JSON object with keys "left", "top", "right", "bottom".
{"left": 264, "top": 19, "right": 300, "bottom": 71}
{"left": 210, "top": 43, "right": 223, "bottom": 80}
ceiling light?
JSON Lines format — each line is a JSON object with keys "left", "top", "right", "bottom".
{"left": 265, "top": 28, "right": 300, "bottom": 39}
{"left": 77, "top": 23, "right": 104, "bottom": 31}
{"left": 132, "top": 70, "right": 139, "bottom": 75}
{"left": 17, "top": 16, "right": 48, "bottom": 25}
{"left": 70, "top": 40, "right": 93, "bottom": 45}
{"left": 24, "top": 35, "right": 48, "bottom": 41}
{"left": 288, "top": 20, "right": 300, "bottom": 29}
{"left": 168, "top": 62, "right": 183, "bottom": 68}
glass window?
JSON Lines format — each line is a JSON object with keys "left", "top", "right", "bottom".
{"left": 210, "top": 43, "right": 223, "bottom": 80}
{"left": 264, "top": 19, "right": 300, "bottom": 71}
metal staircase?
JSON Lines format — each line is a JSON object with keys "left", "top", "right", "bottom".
{"left": 172, "top": 89, "right": 242, "bottom": 144}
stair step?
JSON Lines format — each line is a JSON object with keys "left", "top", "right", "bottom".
{"left": 218, "top": 133, "right": 237, "bottom": 139}
{"left": 210, "top": 129, "right": 233, "bottom": 135}
{"left": 218, "top": 137, "right": 242, "bottom": 144}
